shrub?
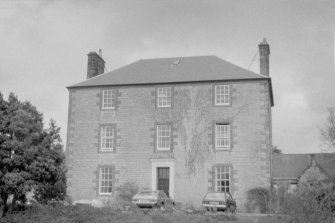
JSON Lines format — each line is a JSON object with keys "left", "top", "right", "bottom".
{"left": 34, "top": 164, "right": 67, "bottom": 204}
{"left": 272, "top": 182, "right": 335, "bottom": 223}
{"left": 245, "top": 187, "right": 270, "bottom": 213}
{"left": 268, "top": 183, "right": 289, "bottom": 214}
{"left": 116, "top": 182, "right": 139, "bottom": 201}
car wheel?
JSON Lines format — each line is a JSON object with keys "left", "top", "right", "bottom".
{"left": 165, "top": 202, "right": 173, "bottom": 212}
{"left": 160, "top": 202, "right": 165, "bottom": 211}
{"left": 228, "top": 205, "right": 236, "bottom": 214}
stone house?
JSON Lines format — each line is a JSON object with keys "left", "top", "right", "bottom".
{"left": 66, "top": 39, "right": 274, "bottom": 210}
{"left": 272, "top": 153, "right": 335, "bottom": 192}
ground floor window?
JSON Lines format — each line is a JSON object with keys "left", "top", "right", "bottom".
{"left": 214, "top": 166, "right": 230, "bottom": 192}
{"left": 99, "top": 167, "right": 113, "bottom": 195}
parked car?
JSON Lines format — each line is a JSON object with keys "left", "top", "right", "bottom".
{"left": 132, "top": 190, "right": 175, "bottom": 210}
{"left": 202, "top": 192, "right": 237, "bottom": 213}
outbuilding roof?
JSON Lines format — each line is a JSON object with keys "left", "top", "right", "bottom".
{"left": 272, "top": 153, "right": 335, "bottom": 180}
{"left": 69, "top": 55, "right": 269, "bottom": 88}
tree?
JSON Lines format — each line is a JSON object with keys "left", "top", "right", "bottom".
{"left": 320, "top": 107, "right": 335, "bottom": 152}
{"left": 33, "top": 119, "right": 66, "bottom": 204}
{"left": 0, "top": 92, "right": 66, "bottom": 217}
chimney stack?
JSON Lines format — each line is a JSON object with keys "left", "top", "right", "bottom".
{"left": 258, "top": 38, "right": 270, "bottom": 76}
{"left": 87, "top": 51, "right": 105, "bottom": 79}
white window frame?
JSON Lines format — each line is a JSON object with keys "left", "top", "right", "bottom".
{"left": 102, "top": 89, "right": 116, "bottom": 109}
{"left": 215, "top": 85, "right": 230, "bottom": 106}
{"left": 100, "top": 126, "right": 114, "bottom": 151}
{"left": 156, "top": 124, "right": 171, "bottom": 151}
{"left": 215, "top": 124, "right": 230, "bottom": 149}
{"left": 215, "top": 166, "right": 230, "bottom": 193}
{"left": 157, "top": 87, "right": 172, "bottom": 108}
{"left": 99, "top": 167, "right": 113, "bottom": 195}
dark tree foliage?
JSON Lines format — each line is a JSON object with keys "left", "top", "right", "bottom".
{"left": 0, "top": 92, "right": 66, "bottom": 217}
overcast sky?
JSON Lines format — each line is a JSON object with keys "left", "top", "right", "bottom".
{"left": 1, "top": 0, "right": 334, "bottom": 154}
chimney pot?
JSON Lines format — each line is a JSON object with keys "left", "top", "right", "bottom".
{"left": 259, "top": 38, "right": 270, "bottom": 76}
{"left": 87, "top": 51, "right": 105, "bottom": 79}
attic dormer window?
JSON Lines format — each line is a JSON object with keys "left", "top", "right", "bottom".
{"left": 157, "top": 87, "right": 171, "bottom": 108}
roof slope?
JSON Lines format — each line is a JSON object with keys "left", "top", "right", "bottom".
{"left": 272, "top": 154, "right": 311, "bottom": 179}
{"left": 314, "top": 153, "right": 335, "bottom": 178}
{"left": 272, "top": 153, "right": 335, "bottom": 179}
{"left": 69, "top": 55, "right": 268, "bottom": 88}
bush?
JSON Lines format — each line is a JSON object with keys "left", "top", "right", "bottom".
{"left": 245, "top": 187, "right": 270, "bottom": 213}
{"left": 34, "top": 165, "right": 67, "bottom": 204}
{"left": 116, "top": 182, "right": 139, "bottom": 201}
{"left": 0, "top": 202, "right": 239, "bottom": 223}
{"left": 271, "top": 182, "right": 335, "bottom": 223}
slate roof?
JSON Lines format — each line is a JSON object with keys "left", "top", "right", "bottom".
{"left": 272, "top": 153, "right": 335, "bottom": 179}
{"left": 69, "top": 55, "right": 269, "bottom": 88}
{"left": 313, "top": 153, "right": 335, "bottom": 179}
{"left": 272, "top": 154, "right": 311, "bottom": 179}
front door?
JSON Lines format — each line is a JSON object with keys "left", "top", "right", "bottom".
{"left": 157, "top": 167, "right": 169, "bottom": 196}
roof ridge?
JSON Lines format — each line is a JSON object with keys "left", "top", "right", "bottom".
{"left": 138, "top": 55, "right": 217, "bottom": 61}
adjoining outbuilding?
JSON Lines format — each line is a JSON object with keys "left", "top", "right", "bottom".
{"left": 272, "top": 153, "right": 335, "bottom": 192}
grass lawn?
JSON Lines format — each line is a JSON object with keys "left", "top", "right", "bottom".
{"left": 0, "top": 204, "right": 285, "bottom": 223}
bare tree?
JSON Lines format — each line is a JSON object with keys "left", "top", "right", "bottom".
{"left": 320, "top": 108, "right": 335, "bottom": 152}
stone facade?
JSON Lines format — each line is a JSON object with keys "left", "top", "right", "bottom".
{"left": 66, "top": 80, "right": 272, "bottom": 210}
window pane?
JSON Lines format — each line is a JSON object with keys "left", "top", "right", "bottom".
{"left": 215, "top": 85, "right": 230, "bottom": 105}
{"left": 157, "top": 124, "right": 171, "bottom": 150}
{"left": 215, "top": 166, "right": 230, "bottom": 193}
{"left": 101, "top": 126, "right": 114, "bottom": 150}
{"left": 215, "top": 124, "right": 230, "bottom": 149}
{"left": 157, "top": 87, "right": 171, "bottom": 107}
{"left": 99, "top": 167, "right": 113, "bottom": 194}
{"left": 102, "top": 90, "right": 116, "bottom": 109}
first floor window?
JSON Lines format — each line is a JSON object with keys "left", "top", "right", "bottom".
{"left": 101, "top": 126, "right": 114, "bottom": 151}
{"left": 99, "top": 167, "right": 113, "bottom": 195}
{"left": 215, "top": 166, "right": 230, "bottom": 192}
{"left": 215, "top": 124, "right": 230, "bottom": 149}
{"left": 157, "top": 124, "right": 171, "bottom": 151}
{"left": 102, "top": 89, "right": 116, "bottom": 109}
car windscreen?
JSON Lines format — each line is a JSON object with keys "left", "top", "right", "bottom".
{"left": 204, "top": 193, "right": 226, "bottom": 200}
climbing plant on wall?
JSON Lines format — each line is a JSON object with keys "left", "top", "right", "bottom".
{"left": 136, "top": 86, "right": 251, "bottom": 176}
